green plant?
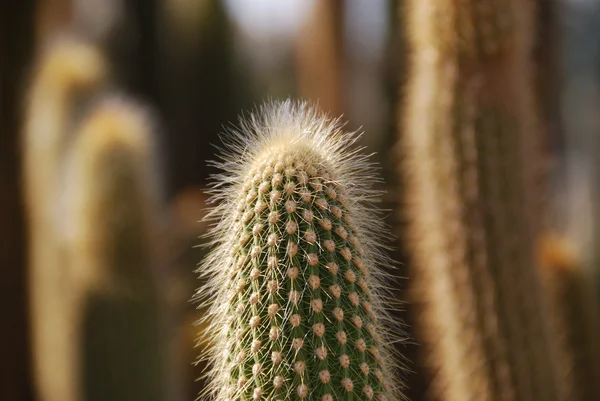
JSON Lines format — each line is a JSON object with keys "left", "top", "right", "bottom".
{"left": 399, "top": 0, "right": 569, "bottom": 400}
{"left": 63, "top": 96, "right": 169, "bottom": 401}
{"left": 197, "top": 100, "right": 405, "bottom": 400}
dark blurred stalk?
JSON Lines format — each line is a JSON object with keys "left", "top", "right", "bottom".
{"left": 0, "top": 1, "right": 36, "bottom": 401}
{"left": 117, "top": 0, "right": 161, "bottom": 107}
{"left": 534, "top": 0, "right": 562, "bottom": 163}
{"left": 35, "top": 0, "right": 71, "bottom": 41}
{"left": 158, "top": 0, "right": 254, "bottom": 195}
{"left": 558, "top": 0, "right": 600, "bottom": 301}
{"left": 295, "top": 0, "right": 345, "bottom": 117}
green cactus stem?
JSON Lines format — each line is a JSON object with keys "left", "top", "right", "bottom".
{"left": 62, "top": 97, "right": 170, "bottom": 401}
{"left": 197, "top": 100, "right": 405, "bottom": 401}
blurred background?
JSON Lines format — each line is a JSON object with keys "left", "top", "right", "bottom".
{"left": 1, "top": 0, "right": 599, "bottom": 400}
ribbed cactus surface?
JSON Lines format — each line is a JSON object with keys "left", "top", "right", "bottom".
{"left": 198, "top": 101, "right": 404, "bottom": 401}
{"left": 400, "top": 1, "right": 568, "bottom": 400}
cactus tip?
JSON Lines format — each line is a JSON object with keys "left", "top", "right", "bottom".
{"left": 197, "top": 99, "right": 406, "bottom": 400}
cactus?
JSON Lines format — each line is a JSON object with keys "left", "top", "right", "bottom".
{"left": 62, "top": 96, "right": 169, "bottom": 401}
{"left": 197, "top": 100, "right": 405, "bottom": 401}
{"left": 399, "top": 1, "right": 568, "bottom": 400}
{"left": 537, "top": 234, "right": 600, "bottom": 401}
{"left": 23, "top": 37, "right": 107, "bottom": 401}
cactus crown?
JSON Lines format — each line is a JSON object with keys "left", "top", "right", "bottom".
{"left": 63, "top": 97, "right": 161, "bottom": 289}
{"left": 196, "top": 100, "right": 404, "bottom": 401}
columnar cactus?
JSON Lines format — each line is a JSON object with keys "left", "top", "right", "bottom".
{"left": 23, "top": 37, "right": 107, "bottom": 401}
{"left": 63, "top": 97, "right": 169, "bottom": 401}
{"left": 400, "top": 1, "right": 569, "bottom": 400}
{"left": 197, "top": 100, "right": 404, "bottom": 401}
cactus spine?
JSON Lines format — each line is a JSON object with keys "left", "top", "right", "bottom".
{"left": 198, "top": 100, "right": 404, "bottom": 401}
{"left": 63, "top": 97, "right": 168, "bottom": 401}
{"left": 23, "top": 37, "right": 107, "bottom": 401}
{"left": 537, "top": 234, "right": 600, "bottom": 401}
{"left": 400, "top": 1, "right": 567, "bottom": 400}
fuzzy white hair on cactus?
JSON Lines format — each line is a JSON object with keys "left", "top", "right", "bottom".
{"left": 195, "top": 99, "right": 406, "bottom": 401}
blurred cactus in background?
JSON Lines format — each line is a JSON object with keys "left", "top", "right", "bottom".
{"left": 23, "top": 37, "right": 107, "bottom": 401}
{"left": 398, "top": 0, "right": 569, "bottom": 400}
{"left": 197, "top": 100, "right": 405, "bottom": 401}
{"left": 64, "top": 97, "right": 169, "bottom": 401}
{"left": 537, "top": 233, "right": 600, "bottom": 401}
{"left": 23, "top": 35, "right": 172, "bottom": 401}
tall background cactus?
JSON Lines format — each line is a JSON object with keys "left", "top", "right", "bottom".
{"left": 23, "top": 36, "right": 172, "bottom": 401}
{"left": 23, "top": 37, "right": 107, "bottom": 401}
{"left": 197, "top": 100, "right": 405, "bottom": 401}
{"left": 62, "top": 97, "right": 169, "bottom": 401}
{"left": 399, "top": 0, "right": 569, "bottom": 400}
